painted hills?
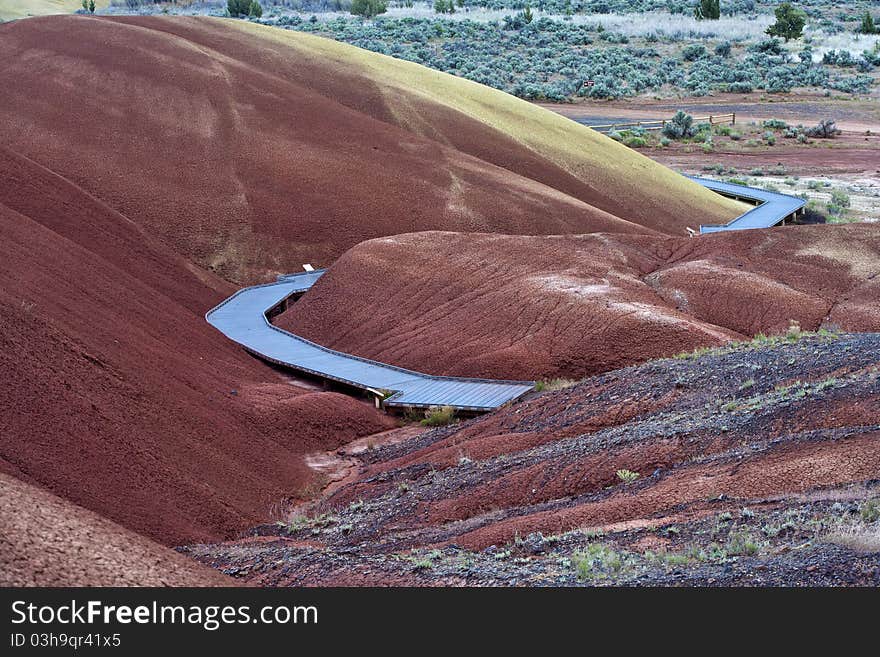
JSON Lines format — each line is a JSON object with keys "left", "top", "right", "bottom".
{"left": 0, "top": 15, "right": 876, "bottom": 586}
{"left": 188, "top": 332, "right": 880, "bottom": 586}
{"left": 0, "top": 144, "right": 395, "bottom": 550}
{"left": 279, "top": 225, "right": 880, "bottom": 380}
{"left": 0, "top": 15, "right": 743, "bottom": 285}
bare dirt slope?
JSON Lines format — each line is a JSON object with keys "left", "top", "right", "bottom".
{"left": 0, "top": 145, "right": 394, "bottom": 548}
{"left": 278, "top": 225, "right": 880, "bottom": 380}
{"left": 0, "top": 474, "right": 232, "bottom": 587}
{"left": 0, "top": 16, "right": 743, "bottom": 284}
{"left": 186, "top": 332, "right": 880, "bottom": 586}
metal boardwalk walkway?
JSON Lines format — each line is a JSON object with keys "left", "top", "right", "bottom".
{"left": 206, "top": 271, "right": 534, "bottom": 411}
{"left": 206, "top": 177, "right": 802, "bottom": 412}
{"left": 690, "top": 176, "right": 806, "bottom": 234}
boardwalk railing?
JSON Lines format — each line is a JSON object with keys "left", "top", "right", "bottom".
{"left": 691, "top": 176, "right": 806, "bottom": 233}
{"left": 590, "top": 113, "right": 736, "bottom": 133}
{"left": 206, "top": 272, "right": 535, "bottom": 413}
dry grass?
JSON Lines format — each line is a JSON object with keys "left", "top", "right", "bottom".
{"left": 535, "top": 378, "right": 579, "bottom": 392}
{"left": 825, "top": 524, "right": 880, "bottom": 554}
{"left": 0, "top": 0, "right": 108, "bottom": 20}
{"left": 824, "top": 499, "right": 880, "bottom": 554}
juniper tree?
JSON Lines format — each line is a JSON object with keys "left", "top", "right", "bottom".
{"left": 351, "top": 0, "right": 387, "bottom": 18}
{"left": 694, "top": 0, "right": 720, "bottom": 21}
{"left": 766, "top": 2, "right": 807, "bottom": 42}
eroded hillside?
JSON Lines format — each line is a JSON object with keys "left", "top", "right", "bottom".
{"left": 185, "top": 332, "right": 880, "bottom": 586}
{"left": 279, "top": 225, "right": 880, "bottom": 380}
{"left": 0, "top": 145, "right": 394, "bottom": 547}
{"left": 0, "top": 15, "right": 743, "bottom": 284}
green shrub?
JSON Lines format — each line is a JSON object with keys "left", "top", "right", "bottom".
{"left": 728, "top": 82, "right": 753, "bottom": 94}
{"left": 694, "top": 0, "right": 720, "bottom": 20}
{"left": 616, "top": 469, "right": 640, "bottom": 484}
{"left": 861, "top": 499, "right": 880, "bottom": 523}
{"left": 830, "top": 190, "right": 851, "bottom": 209}
{"left": 726, "top": 532, "right": 761, "bottom": 556}
{"left": 534, "top": 378, "right": 577, "bottom": 392}
{"left": 624, "top": 135, "right": 648, "bottom": 148}
{"left": 802, "top": 200, "right": 828, "bottom": 223}
{"left": 805, "top": 119, "right": 840, "bottom": 138}
{"left": 682, "top": 44, "right": 708, "bottom": 62}
{"left": 827, "top": 189, "right": 851, "bottom": 217}
{"left": 571, "top": 544, "right": 624, "bottom": 581}
{"left": 859, "top": 11, "right": 877, "bottom": 35}
{"left": 662, "top": 111, "right": 695, "bottom": 140}
{"left": 763, "top": 119, "right": 788, "bottom": 130}
{"left": 420, "top": 405, "right": 457, "bottom": 427}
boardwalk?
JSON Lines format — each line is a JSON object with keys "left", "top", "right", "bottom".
{"left": 206, "top": 177, "right": 802, "bottom": 411}
{"left": 206, "top": 272, "right": 534, "bottom": 411}
{"left": 691, "top": 176, "right": 806, "bottom": 233}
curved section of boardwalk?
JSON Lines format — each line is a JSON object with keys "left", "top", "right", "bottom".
{"left": 207, "top": 177, "right": 801, "bottom": 412}
{"left": 691, "top": 176, "right": 806, "bottom": 234}
{"left": 206, "top": 271, "right": 534, "bottom": 411}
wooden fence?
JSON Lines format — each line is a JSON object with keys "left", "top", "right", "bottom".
{"left": 589, "top": 112, "right": 736, "bottom": 132}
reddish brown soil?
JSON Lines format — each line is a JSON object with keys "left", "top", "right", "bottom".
{"left": 3, "top": 16, "right": 877, "bottom": 587}
{"left": 279, "top": 225, "right": 880, "bottom": 381}
{"left": 542, "top": 96, "right": 880, "bottom": 176}
{"left": 542, "top": 93, "right": 880, "bottom": 134}
{"left": 0, "top": 145, "right": 394, "bottom": 547}
{"left": 0, "top": 474, "right": 232, "bottom": 586}
{"left": 452, "top": 431, "right": 880, "bottom": 549}
{"left": 187, "top": 333, "right": 880, "bottom": 586}
{"left": 654, "top": 142, "right": 880, "bottom": 177}
{"left": 0, "top": 16, "right": 740, "bottom": 285}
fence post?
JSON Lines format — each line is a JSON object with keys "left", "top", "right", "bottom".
{"left": 732, "top": 112, "right": 736, "bottom": 125}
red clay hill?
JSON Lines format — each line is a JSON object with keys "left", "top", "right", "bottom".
{"left": 187, "top": 332, "right": 880, "bottom": 586}
{"left": 1, "top": 15, "right": 876, "bottom": 587}
{"left": 0, "top": 15, "right": 742, "bottom": 285}
{"left": 280, "top": 226, "right": 880, "bottom": 380}
{"left": 0, "top": 473, "right": 232, "bottom": 586}
{"left": 0, "top": 16, "right": 747, "bottom": 552}
{"left": 0, "top": 145, "right": 394, "bottom": 550}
